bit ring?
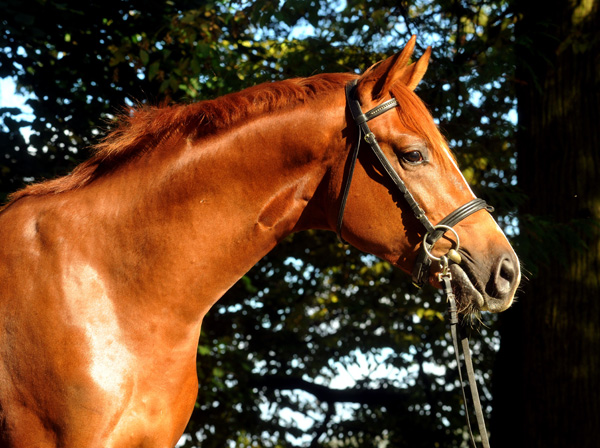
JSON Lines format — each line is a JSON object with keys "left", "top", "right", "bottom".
{"left": 422, "top": 225, "right": 460, "bottom": 261}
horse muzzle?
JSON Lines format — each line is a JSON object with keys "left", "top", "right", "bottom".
{"left": 451, "top": 250, "right": 520, "bottom": 313}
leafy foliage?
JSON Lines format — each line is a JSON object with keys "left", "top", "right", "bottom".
{"left": 1, "top": 1, "right": 521, "bottom": 446}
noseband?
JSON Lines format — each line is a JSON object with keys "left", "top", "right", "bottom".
{"left": 338, "top": 78, "right": 492, "bottom": 448}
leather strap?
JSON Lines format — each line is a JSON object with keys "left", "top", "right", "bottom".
{"left": 411, "top": 198, "right": 493, "bottom": 287}
{"left": 336, "top": 121, "right": 362, "bottom": 243}
{"left": 443, "top": 276, "right": 491, "bottom": 448}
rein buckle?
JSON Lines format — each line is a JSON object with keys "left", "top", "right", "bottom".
{"left": 437, "top": 255, "right": 452, "bottom": 282}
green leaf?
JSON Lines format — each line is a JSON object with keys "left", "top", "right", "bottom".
{"left": 139, "top": 50, "right": 149, "bottom": 66}
{"left": 147, "top": 60, "right": 160, "bottom": 80}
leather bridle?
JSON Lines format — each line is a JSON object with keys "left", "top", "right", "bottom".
{"left": 338, "top": 79, "right": 493, "bottom": 287}
{"left": 338, "top": 78, "right": 493, "bottom": 448}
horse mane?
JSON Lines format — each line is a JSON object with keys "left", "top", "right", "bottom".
{"left": 6, "top": 72, "right": 356, "bottom": 204}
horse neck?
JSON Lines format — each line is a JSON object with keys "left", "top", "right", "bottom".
{"left": 78, "top": 92, "right": 347, "bottom": 322}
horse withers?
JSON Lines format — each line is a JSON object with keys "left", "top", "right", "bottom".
{"left": 0, "top": 37, "right": 519, "bottom": 447}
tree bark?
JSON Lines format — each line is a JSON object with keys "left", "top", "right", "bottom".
{"left": 492, "top": 1, "right": 600, "bottom": 447}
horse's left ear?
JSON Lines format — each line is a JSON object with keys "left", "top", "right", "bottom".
{"left": 401, "top": 46, "right": 432, "bottom": 91}
{"left": 358, "top": 36, "right": 432, "bottom": 99}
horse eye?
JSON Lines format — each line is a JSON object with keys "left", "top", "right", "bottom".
{"left": 402, "top": 150, "right": 424, "bottom": 164}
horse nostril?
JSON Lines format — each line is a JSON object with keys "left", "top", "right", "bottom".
{"left": 495, "top": 257, "right": 517, "bottom": 296}
{"left": 483, "top": 254, "right": 520, "bottom": 312}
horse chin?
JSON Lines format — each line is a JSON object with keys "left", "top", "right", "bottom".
{"left": 449, "top": 264, "right": 487, "bottom": 313}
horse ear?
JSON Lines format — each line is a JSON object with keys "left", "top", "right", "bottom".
{"left": 401, "top": 46, "right": 432, "bottom": 91}
{"left": 358, "top": 36, "right": 431, "bottom": 99}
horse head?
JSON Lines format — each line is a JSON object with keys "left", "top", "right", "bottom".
{"left": 329, "top": 37, "right": 520, "bottom": 313}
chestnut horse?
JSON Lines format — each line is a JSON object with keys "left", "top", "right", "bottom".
{"left": 0, "top": 37, "right": 520, "bottom": 447}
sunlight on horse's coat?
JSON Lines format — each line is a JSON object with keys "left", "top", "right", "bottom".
{"left": 63, "top": 263, "right": 134, "bottom": 395}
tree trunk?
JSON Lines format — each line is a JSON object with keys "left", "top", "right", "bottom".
{"left": 492, "top": 1, "right": 600, "bottom": 447}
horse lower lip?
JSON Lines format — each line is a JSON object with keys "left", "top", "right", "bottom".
{"left": 449, "top": 264, "right": 486, "bottom": 310}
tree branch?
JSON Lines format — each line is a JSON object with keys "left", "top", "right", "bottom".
{"left": 249, "top": 375, "right": 409, "bottom": 407}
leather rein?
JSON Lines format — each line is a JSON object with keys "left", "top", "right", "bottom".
{"left": 338, "top": 78, "right": 492, "bottom": 448}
